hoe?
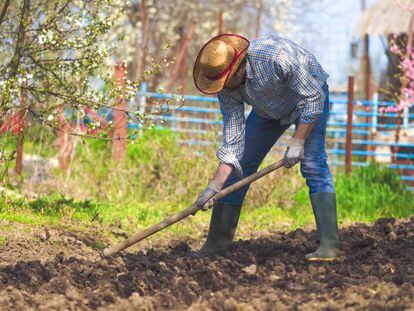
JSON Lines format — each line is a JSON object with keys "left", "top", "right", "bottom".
{"left": 102, "top": 159, "right": 284, "bottom": 257}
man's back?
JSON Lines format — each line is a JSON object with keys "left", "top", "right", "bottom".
{"left": 247, "top": 34, "right": 328, "bottom": 82}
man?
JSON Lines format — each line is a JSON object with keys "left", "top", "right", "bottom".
{"left": 193, "top": 34, "right": 339, "bottom": 261}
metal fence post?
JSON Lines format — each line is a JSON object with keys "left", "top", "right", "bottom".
{"left": 403, "top": 105, "right": 409, "bottom": 130}
{"left": 346, "top": 76, "right": 355, "bottom": 175}
{"left": 139, "top": 82, "right": 147, "bottom": 135}
{"left": 139, "top": 82, "right": 147, "bottom": 116}
{"left": 112, "top": 61, "right": 127, "bottom": 161}
{"left": 371, "top": 92, "right": 378, "bottom": 135}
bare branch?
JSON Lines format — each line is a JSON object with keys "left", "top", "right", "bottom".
{"left": 0, "top": 0, "right": 11, "bottom": 27}
{"left": 28, "top": 107, "right": 131, "bottom": 142}
{"left": 10, "top": 0, "right": 31, "bottom": 77}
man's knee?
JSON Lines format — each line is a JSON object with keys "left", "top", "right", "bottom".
{"left": 300, "top": 157, "right": 334, "bottom": 193}
{"left": 301, "top": 156, "right": 324, "bottom": 174}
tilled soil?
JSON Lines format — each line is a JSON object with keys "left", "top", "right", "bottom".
{"left": 0, "top": 217, "right": 414, "bottom": 310}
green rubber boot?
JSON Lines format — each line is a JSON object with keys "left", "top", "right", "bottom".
{"left": 197, "top": 203, "right": 242, "bottom": 256}
{"left": 305, "top": 192, "right": 340, "bottom": 261}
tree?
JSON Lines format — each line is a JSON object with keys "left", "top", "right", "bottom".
{"left": 0, "top": 0, "right": 297, "bottom": 173}
{"left": 0, "top": 0, "right": 158, "bottom": 172}
{"left": 0, "top": 0, "right": 153, "bottom": 136}
{"left": 113, "top": 0, "right": 294, "bottom": 93}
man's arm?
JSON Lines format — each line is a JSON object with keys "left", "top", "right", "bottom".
{"left": 274, "top": 48, "right": 326, "bottom": 167}
{"left": 212, "top": 163, "right": 233, "bottom": 185}
{"left": 293, "top": 122, "right": 314, "bottom": 141}
{"left": 215, "top": 90, "right": 246, "bottom": 178}
{"left": 195, "top": 90, "right": 245, "bottom": 208}
{"left": 275, "top": 48, "right": 326, "bottom": 125}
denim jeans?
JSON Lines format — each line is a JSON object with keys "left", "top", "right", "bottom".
{"left": 218, "top": 83, "right": 335, "bottom": 206}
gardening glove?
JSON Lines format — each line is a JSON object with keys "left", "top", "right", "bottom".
{"left": 196, "top": 180, "right": 223, "bottom": 211}
{"left": 284, "top": 138, "right": 305, "bottom": 168}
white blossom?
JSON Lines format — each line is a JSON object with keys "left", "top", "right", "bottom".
{"left": 38, "top": 35, "right": 47, "bottom": 44}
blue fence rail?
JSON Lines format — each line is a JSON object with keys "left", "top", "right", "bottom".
{"left": 130, "top": 83, "right": 414, "bottom": 191}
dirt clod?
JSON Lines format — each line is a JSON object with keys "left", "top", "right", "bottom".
{"left": 242, "top": 264, "right": 257, "bottom": 275}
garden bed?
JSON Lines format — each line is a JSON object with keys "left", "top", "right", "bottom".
{"left": 0, "top": 217, "right": 413, "bottom": 310}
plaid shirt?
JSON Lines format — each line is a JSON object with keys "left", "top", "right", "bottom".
{"left": 216, "top": 34, "right": 329, "bottom": 178}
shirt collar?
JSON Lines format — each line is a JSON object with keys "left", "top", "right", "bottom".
{"left": 245, "top": 56, "right": 253, "bottom": 80}
{"left": 227, "top": 56, "right": 252, "bottom": 96}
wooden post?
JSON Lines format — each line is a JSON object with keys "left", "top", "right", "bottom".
{"left": 180, "top": 50, "right": 187, "bottom": 94}
{"left": 57, "top": 108, "right": 73, "bottom": 171}
{"left": 391, "top": 16, "right": 414, "bottom": 164}
{"left": 15, "top": 110, "right": 26, "bottom": 175}
{"left": 408, "top": 15, "right": 414, "bottom": 51}
{"left": 112, "top": 61, "right": 128, "bottom": 161}
{"left": 363, "top": 35, "right": 373, "bottom": 100}
{"left": 346, "top": 76, "right": 355, "bottom": 175}
{"left": 15, "top": 88, "right": 28, "bottom": 176}
{"left": 360, "top": 1, "right": 374, "bottom": 161}
{"left": 392, "top": 110, "right": 402, "bottom": 163}
{"left": 218, "top": 10, "right": 223, "bottom": 35}
{"left": 363, "top": 34, "right": 374, "bottom": 161}
{"left": 256, "top": 0, "right": 264, "bottom": 37}
{"left": 140, "top": 0, "right": 149, "bottom": 76}
{"left": 166, "top": 17, "right": 197, "bottom": 92}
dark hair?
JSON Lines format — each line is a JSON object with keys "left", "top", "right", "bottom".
{"left": 235, "top": 56, "right": 247, "bottom": 73}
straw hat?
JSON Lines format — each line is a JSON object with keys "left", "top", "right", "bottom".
{"left": 193, "top": 34, "right": 250, "bottom": 95}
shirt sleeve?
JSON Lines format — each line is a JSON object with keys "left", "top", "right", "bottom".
{"left": 216, "top": 89, "right": 245, "bottom": 178}
{"left": 274, "top": 48, "right": 325, "bottom": 124}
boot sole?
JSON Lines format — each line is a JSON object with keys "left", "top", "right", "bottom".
{"left": 306, "top": 257, "right": 337, "bottom": 262}
{"left": 305, "top": 256, "right": 343, "bottom": 262}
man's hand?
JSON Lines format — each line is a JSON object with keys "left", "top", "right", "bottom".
{"left": 196, "top": 180, "right": 223, "bottom": 210}
{"left": 195, "top": 163, "right": 232, "bottom": 211}
{"left": 283, "top": 122, "right": 314, "bottom": 168}
{"left": 284, "top": 138, "right": 305, "bottom": 168}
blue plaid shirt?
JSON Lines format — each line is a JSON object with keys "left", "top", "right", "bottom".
{"left": 216, "top": 35, "right": 329, "bottom": 178}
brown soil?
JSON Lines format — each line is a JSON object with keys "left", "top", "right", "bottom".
{"left": 0, "top": 217, "right": 414, "bottom": 310}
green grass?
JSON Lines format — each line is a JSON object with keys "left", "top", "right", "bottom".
{"left": 1, "top": 163, "right": 412, "bottom": 240}
{"left": 1, "top": 127, "right": 413, "bottom": 240}
{"left": 335, "top": 164, "right": 414, "bottom": 222}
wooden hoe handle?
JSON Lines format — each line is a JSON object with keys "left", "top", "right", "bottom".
{"left": 102, "top": 159, "right": 285, "bottom": 257}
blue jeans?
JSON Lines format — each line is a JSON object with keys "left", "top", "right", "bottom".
{"left": 218, "top": 83, "right": 335, "bottom": 206}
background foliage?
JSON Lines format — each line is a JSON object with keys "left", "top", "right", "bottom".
{"left": 1, "top": 127, "right": 413, "bottom": 241}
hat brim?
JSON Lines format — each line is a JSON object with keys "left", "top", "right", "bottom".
{"left": 193, "top": 34, "right": 250, "bottom": 95}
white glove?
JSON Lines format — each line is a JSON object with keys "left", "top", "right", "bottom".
{"left": 284, "top": 138, "right": 305, "bottom": 168}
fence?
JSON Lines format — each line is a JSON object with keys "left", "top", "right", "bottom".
{"left": 6, "top": 73, "right": 413, "bottom": 192}
{"left": 129, "top": 77, "right": 414, "bottom": 191}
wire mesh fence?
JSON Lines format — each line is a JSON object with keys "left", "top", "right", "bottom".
{"left": 131, "top": 82, "right": 414, "bottom": 191}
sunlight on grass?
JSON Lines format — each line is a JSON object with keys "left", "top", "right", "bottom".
{"left": 1, "top": 127, "right": 413, "bottom": 242}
